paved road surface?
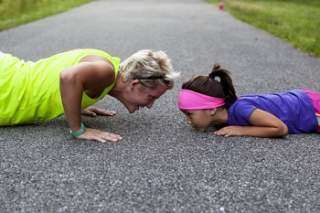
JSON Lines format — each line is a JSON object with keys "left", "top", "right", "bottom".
{"left": 1, "top": 0, "right": 320, "bottom": 212}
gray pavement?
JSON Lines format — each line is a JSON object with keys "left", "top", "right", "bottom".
{"left": 1, "top": 0, "right": 320, "bottom": 212}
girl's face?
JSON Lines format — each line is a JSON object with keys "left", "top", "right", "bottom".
{"left": 183, "top": 109, "right": 214, "bottom": 131}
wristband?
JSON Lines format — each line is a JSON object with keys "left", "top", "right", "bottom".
{"left": 70, "top": 123, "right": 86, "bottom": 137}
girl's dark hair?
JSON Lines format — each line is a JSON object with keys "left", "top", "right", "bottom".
{"left": 182, "top": 64, "right": 237, "bottom": 108}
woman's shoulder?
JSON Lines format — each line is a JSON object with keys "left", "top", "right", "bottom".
{"left": 69, "top": 48, "right": 112, "bottom": 56}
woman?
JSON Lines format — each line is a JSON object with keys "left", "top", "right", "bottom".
{"left": 0, "top": 49, "right": 179, "bottom": 142}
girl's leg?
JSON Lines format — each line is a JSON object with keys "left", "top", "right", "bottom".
{"left": 304, "top": 89, "right": 320, "bottom": 113}
{"left": 304, "top": 89, "right": 320, "bottom": 132}
{"left": 316, "top": 113, "right": 320, "bottom": 132}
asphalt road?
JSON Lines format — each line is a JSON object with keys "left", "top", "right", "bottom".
{"left": 1, "top": 0, "right": 320, "bottom": 212}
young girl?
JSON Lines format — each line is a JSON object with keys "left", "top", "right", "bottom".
{"left": 178, "top": 64, "right": 320, "bottom": 138}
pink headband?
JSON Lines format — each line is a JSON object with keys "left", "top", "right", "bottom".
{"left": 178, "top": 89, "right": 225, "bottom": 110}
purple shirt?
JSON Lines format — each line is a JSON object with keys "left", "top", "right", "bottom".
{"left": 227, "top": 89, "right": 317, "bottom": 134}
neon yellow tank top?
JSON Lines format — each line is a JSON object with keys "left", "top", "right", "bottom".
{"left": 0, "top": 49, "right": 120, "bottom": 125}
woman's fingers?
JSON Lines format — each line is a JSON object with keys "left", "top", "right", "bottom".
{"left": 100, "top": 132, "right": 122, "bottom": 142}
{"left": 83, "top": 107, "right": 116, "bottom": 116}
{"left": 78, "top": 128, "right": 122, "bottom": 143}
{"left": 88, "top": 111, "right": 97, "bottom": 117}
{"left": 96, "top": 109, "right": 116, "bottom": 116}
{"left": 92, "top": 136, "right": 107, "bottom": 143}
{"left": 81, "top": 109, "right": 97, "bottom": 117}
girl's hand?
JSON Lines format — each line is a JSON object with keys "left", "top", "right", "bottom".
{"left": 82, "top": 106, "right": 116, "bottom": 117}
{"left": 214, "top": 126, "right": 242, "bottom": 137}
{"left": 214, "top": 109, "right": 288, "bottom": 138}
{"left": 76, "top": 128, "right": 122, "bottom": 143}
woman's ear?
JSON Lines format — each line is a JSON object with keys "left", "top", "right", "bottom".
{"left": 129, "top": 79, "right": 140, "bottom": 90}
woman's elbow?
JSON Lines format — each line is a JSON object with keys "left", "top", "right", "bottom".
{"left": 60, "top": 70, "right": 76, "bottom": 85}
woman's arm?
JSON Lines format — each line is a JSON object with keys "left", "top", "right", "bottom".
{"left": 60, "top": 60, "right": 122, "bottom": 142}
{"left": 214, "top": 109, "right": 288, "bottom": 138}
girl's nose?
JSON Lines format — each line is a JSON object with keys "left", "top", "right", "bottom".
{"left": 187, "top": 118, "right": 192, "bottom": 125}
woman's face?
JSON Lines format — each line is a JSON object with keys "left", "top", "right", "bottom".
{"left": 123, "top": 80, "right": 169, "bottom": 113}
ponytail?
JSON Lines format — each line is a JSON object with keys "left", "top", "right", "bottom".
{"left": 181, "top": 64, "right": 237, "bottom": 109}
{"left": 208, "top": 64, "right": 237, "bottom": 108}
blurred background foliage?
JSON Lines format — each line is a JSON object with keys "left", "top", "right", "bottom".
{"left": 0, "top": 0, "right": 90, "bottom": 30}
{"left": 209, "top": 0, "right": 320, "bottom": 57}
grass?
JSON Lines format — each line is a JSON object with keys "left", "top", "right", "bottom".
{"left": 0, "top": 0, "right": 91, "bottom": 31}
{"left": 208, "top": 0, "right": 320, "bottom": 57}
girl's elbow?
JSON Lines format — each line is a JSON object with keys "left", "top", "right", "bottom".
{"left": 278, "top": 124, "right": 288, "bottom": 137}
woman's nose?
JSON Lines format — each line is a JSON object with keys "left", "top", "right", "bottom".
{"left": 147, "top": 101, "right": 154, "bottom": 108}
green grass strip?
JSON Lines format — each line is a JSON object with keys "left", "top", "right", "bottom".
{"left": 0, "top": 0, "right": 91, "bottom": 31}
{"left": 208, "top": 0, "right": 320, "bottom": 57}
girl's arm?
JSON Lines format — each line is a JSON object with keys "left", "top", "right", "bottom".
{"left": 60, "top": 60, "right": 122, "bottom": 142}
{"left": 214, "top": 109, "right": 288, "bottom": 138}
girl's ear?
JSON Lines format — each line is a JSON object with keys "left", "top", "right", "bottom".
{"left": 210, "top": 108, "right": 217, "bottom": 116}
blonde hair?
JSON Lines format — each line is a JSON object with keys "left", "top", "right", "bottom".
{"left": 120, "top": 49, "right": 180, "bottom": 88}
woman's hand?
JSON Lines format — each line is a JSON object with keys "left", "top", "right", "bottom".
{"left": 60, "top": 60, "right": 116, "bottom": 136}
{"left": 82, "top": 106, "right": 116, "bottom": 117}
{"left": 76, "top": 128, "right": 122, "bottom": 143}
